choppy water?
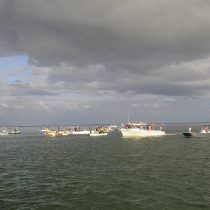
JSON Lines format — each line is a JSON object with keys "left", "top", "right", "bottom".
{"left": 0, "top": 127, "right": 210, "bottom": 210}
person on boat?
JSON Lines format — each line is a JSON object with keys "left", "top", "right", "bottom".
{"left": 147, "top": 125, "right": 152, "bottom": 131}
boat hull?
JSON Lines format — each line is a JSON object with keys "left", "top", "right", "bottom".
{"left": 70, "top": 130, "right": 90, "bottom": 135}
{"left": 200, "top": 130, "right": 210, "bottom": 134}
{"left": 44, "top": 130, "right": 62, "bottom": 137}
{"left": 183, "top": 132, "right": 193, "bottom": 138}
{"left": 0, "top": 132, "right": 9, "bottom": 136}
{"left": 120, "top": 128, "right": 166, "bottom": 138}
{"left": 90, "top": 132, "right": 108, "bottom": 137}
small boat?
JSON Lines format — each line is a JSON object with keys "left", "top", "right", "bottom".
{"left": 89, "top": 126, "right": 108, "bottom": 137}
{"left": 8, "top": 128, "right": 21, "bottom": 134}
{"left": 200, "top": 127, "right": 210, "bottom": 134}
{"left": 44, "top": 128, "right": 61, "bottom": 137}
{"left": 183, "top": 128, "right": 198, "bottom": 138}
{"left": 89, "top": 131, "right": 108, "bottom": 137}
{"left": 120, "top": 122, "right": 165, "bottom": 138}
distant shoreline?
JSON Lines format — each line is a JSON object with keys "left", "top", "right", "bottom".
{"left": 1, "top": 122, "right": 210, "bottom": 128}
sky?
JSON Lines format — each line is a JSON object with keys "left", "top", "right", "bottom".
{"left": 1, "top": 0, "right": 210, "bottom": 125}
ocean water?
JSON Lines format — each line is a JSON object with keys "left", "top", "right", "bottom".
{"left": 0, "top": 127, "right": 210, "bottom": 210}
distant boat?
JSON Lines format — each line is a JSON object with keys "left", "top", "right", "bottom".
{"left": 200, "top": 126, "right": 210, "bottom": 134}
{"left": 43, "top": 128, "right": 61, "bottom": 137}
{"left": 120, "top": 122, "right": 166, "bottom": 138}
{"left": 183, "top": 128, "right": 200, "bottom": 138}
{"left": 89, "top": 126, "right": 108, "bottom": 137}
{"left": 0, "top": 127, "right": 21, "bottom": 136}
{"left": 8, "top": 128, "right": 21, "bottom": 135}
{"left": 89, "top": 131, "right": 108, "bottom": 137}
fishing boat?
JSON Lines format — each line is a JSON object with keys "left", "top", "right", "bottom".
{"left": 200, "top": 127, "right": 210, "bottom": 134}
{"left": 44, "top": 128, "right": 61, "bottom": 137}
{"left": 89, "top": 131, "right": 108, "bottom": 137}
{"left": 8, "top": 128, "right": 21, "bottom": 134}
{"left": 182, "top": 128, "right": 202, "bottom": 138}
{"left": 120, "top": 122, "right": 165, "bottom": 138}
{"left": 183, "top": 128, "right": 194, "bottom": 138}
{"left": 89, "top": 126, "right": 108, "bottom": 137}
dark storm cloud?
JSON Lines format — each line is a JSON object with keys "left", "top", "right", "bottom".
{"left": 1, "top": 0, "right": 210, "bottom": 98}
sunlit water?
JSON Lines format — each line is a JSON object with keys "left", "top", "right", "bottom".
{"left": 0, "top": 126, "right": 210, "bottom": 210}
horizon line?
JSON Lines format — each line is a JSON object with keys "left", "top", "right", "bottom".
{"left": 1, "top": 121, "right": 210, "bottom": 127}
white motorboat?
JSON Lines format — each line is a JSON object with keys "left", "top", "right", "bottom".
{"left": 200, "top": 127, "right": 210, "bottom": 134}
{"left": 8, "top": 128, "right": 21, "bottom": 134}
{"left": 200, "top": 130, "right": 210, "bottom": 134}
{"left": 43, "top": 128, "right": 61, "bottom": 137}
{"left": 89, "top": 131, "right": 108, "bottom": 137}
{"left": 89, "top": 126, "right": 108, "bottom": 137}
{"left": 120, "top": 122, "right": 165, "bottom": 138}
{"left": 0, "top": 127, "right": 21, "bottom": 136}
{"left": 183, "top": 128, "right": 194, "bottom": 138}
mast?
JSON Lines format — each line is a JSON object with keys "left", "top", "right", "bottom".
{"left": 127, "top": 110, "right": 130, "bottom": 123}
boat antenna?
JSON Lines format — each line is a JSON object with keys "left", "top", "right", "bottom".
{"left": 127, "top": 110, "right": 130, "bottom": 123}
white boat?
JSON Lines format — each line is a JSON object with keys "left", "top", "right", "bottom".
{"left": 200, "top": 127, "right": 210, "bottom": 134}
{"left": 183, "top": 128, "right": 194, "bottom": 138}
{"left": 43, "top": 128, "right": 61, "bottom": 137}
{"left": 0, "top": 127, "right": 21, "bottom": 136}
{"left": 8, "top": 128, "right": 21, "bottom": 134}
{"left": 89, "top": 131, "right": 108, "bottom": 137}
{"left": 120, "top": 123, "right": 165, "bottom": 138}
{"left": 89, "top": 126, "right": 109, "bottom": 137}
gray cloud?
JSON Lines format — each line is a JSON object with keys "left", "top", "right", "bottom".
{"left": 1, "top": 0, "right": 210, "bottom": 69}
{"left": 43, "top": 58, "right": 210, "bottom": 97}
